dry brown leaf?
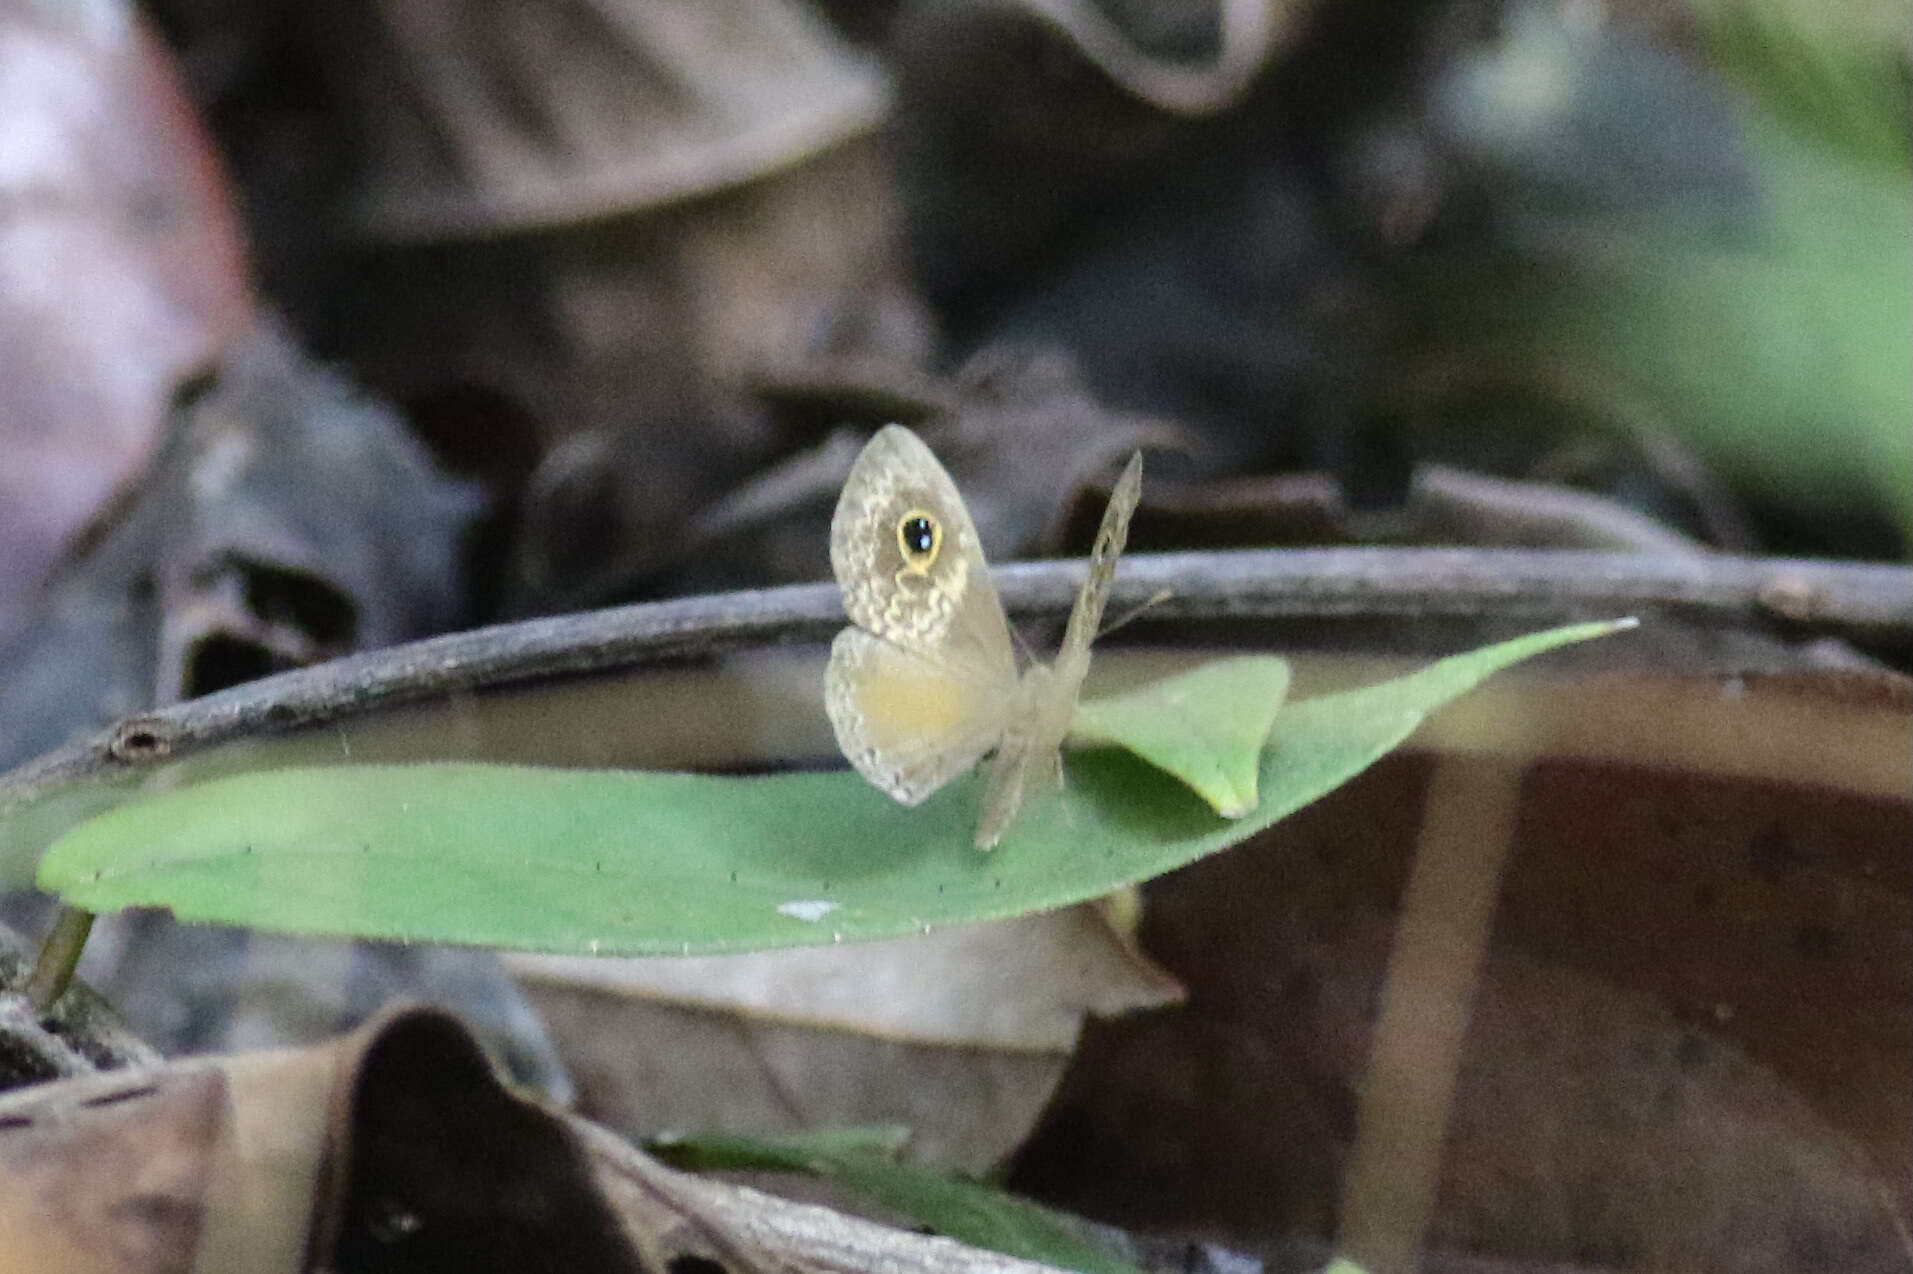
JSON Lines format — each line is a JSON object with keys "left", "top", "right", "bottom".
{"left": 0, "top": 1005, "right": 1094, "bottom": 1274}
{"left": 523, "top": 983, "right": 1074, "bottom": 1176}
{"left": 1012, "top": 716, "right": 1912, "bottom": 1271}
{"left": 327, "top": 0, "right": 888, "bottom": 239}
{"left": 509, "top": 906, "right": 1182, "bottom": 1053}
{"left": 508, "top": 906, "right": 1182, "bottom": 1172}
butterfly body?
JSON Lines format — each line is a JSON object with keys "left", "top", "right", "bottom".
{"left": 824, "top": 425, "right": 1141, "bottom": 849}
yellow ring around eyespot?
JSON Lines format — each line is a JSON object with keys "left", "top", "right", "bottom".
{"left": 895, "top": 508, "right": 942, "bottom": 575}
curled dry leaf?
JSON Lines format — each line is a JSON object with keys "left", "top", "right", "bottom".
{"left": 323, "top": 0, "right": 888, "bottom": 239}
{"left": 0, "top": 1023, "right": 334, "bottom": 1273}
{"left": 0, "top": 1005, "right": 1100, "bottom": 1274}
{"left": 523, "top": 981, "right": 1077, "bottom": 1177}
{"left": 508, "top": 907, "right": 1183, "bottom": 1172}
{"left": 990, "top": 0, "right": 1289, "bottom": 116}
{"left": 0, "top": 321, "right": 480, "bottom": 773}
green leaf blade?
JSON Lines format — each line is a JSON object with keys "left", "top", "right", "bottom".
{"left": 1070, "top": 655, "right": 1290, "bottom": 816}
{"left": 652, "top": 1130, "right": 1144, "bottom": 1274}
{"left": 36, "top": 620, "right": 1633, "bottom": 954}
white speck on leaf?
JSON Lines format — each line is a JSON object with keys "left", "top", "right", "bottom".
{"left": 776, "top": 899, "right": 840, "bottom": 923}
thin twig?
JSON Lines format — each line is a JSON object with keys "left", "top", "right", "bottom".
{"left": 0, "top": 548, "right": 1907, "bottom": 815}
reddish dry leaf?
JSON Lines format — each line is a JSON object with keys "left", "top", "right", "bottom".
{"left": 0, "top": 0, "right": 250, "bottom": 630}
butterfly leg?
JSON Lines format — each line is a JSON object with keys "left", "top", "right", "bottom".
{"left": 975, "top": 736, "right": 1031, "bottom": 850}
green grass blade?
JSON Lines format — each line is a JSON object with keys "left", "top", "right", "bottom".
{"left": 651, "top": 1130, "right": 1143, "bottom": 1274}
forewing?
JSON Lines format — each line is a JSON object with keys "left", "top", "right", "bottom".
{"left": 984, "top": 452, "right": 1144, "bottom": 848}
{"left": 1054, "top": 451, "right": 1143, "bottom": 680}
{"left": 1037, "top": 448, "right": 1146, "bottom": 725}
{"left": 825, "top": 628, "right": 1010, "bottom": 805}
{"left": 829, "top": 425, "right": 1014, "bottom": 680}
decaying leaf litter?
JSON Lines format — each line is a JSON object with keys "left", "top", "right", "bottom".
{"left": 1, "top": 1, "right": 1910, "bottom": 1273}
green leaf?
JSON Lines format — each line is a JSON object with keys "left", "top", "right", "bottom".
{"left": 1622, "top": 114, "right": 1913, "bottom": 548}
{"left": 1695, "top": 0, "right": 1912, "bottom": 176}
{"left": 34, "top": 620, "right": 1631, "bottom": 954}
{"left": 1686, "top": 0, "right": 1913, "bottom": 547}
{"left": 1070, "top": 655, "right": 1289, "bottom": 816}
{"left": 650, "top": 1129, "right": 1143, "bottom": 1274}
{"left": 1431, "top": 6, "right": 1913, "bottom": 550}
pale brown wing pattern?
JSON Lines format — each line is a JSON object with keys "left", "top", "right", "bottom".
{"left": 1052, "top": 450, "right": 1144, "bottom": 695}
{"left": 828, "top": 425, "right": 1014, "bottom": 682}
{"left": 825, "top": 628, "right": 1011, "bottom": 805}
{"left": 975, "top": 452, "right": 1143, "bottom": 849}
{"left": 825, "top": 426, "right": 1144, "bottom": 848}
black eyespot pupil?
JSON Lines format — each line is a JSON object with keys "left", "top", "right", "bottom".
{"left": 902, "top": 516, "right": 936, "bottom": 556}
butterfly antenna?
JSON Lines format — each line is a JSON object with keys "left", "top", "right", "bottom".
{"left": 1098, "top": 588, "right": 1172, "bottom": 640}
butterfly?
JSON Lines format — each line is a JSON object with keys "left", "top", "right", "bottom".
{"left": 824, "top": 424, "right": 1143, "bottom": 849}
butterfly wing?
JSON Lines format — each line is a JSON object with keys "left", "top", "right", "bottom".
{"left": 826, "top": 426, "right": 1020, "bottom": 808}
{"left": 975, "top": 451, "right": 1145, "bottom": 849}
{"left": 829, "top": 425, "right": 1015, "bottom": 681}
{"left": 825, "top": 628, "right": 1008, "bottom": 804}
{"left": 1052, "top": 450, "right": 1144, "bottom": 694}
